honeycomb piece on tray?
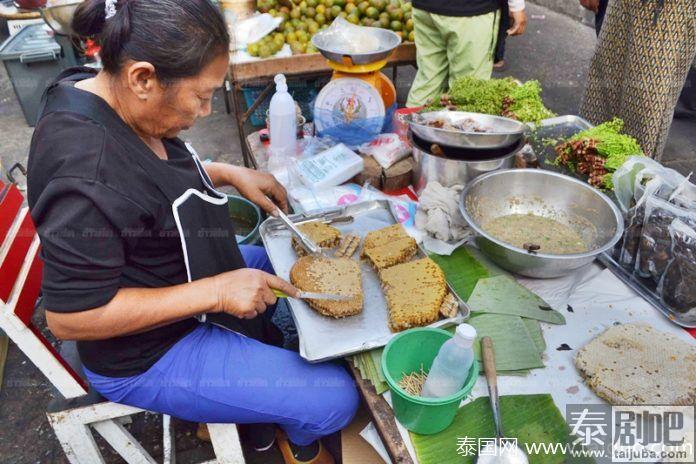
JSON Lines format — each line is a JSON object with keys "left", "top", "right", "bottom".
{"left": 289, "top": 256, "right": 363, "bottom": 318}
{"left": 291, "top": 221, "right": 341, "bottom": 256}
{"left": 335, "top": 234, "right": 361, "bottom": 258}
{"left": 379, "top": 258, "right": 448, "bottom": 332}
{"left": 362, "top": 224, "right": 418, "bottom": 270}
{"left": 439, "top": 292, "right": 459, "bottom": 319}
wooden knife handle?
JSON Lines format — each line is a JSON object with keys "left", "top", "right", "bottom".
{"left": 481, "top": 336, "right": 497, "bottom": 389}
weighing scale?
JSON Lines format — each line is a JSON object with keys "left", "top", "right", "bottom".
{"left": 311, "top": 27, "right": 400, "bottom": 141}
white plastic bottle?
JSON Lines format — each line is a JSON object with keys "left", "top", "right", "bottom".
{"left": 268, "top": 74, "right": 297, "bottom": 158}
{"left": 421, "top": 324, "right": 477, "bottom": 398}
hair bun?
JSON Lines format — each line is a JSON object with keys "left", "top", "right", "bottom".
{"left": 72, "top": 0, "right": 108, "bottom": 37}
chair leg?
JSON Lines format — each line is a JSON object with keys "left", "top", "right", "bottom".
{"left": 207, "top": 423, "right": 245, "bottom": 464}
{"left": 92, "top": 419, "right": 157, "bottom": 464}
{"left": 47, "top": 411, "right": 106, "bottom": 464}
{"left": 163, "top": 414, "right": 177, "bottom": 464}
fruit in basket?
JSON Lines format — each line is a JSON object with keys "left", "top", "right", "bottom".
{"left": 315, "top": 12, "right": 327, "bottom": 24}
{"left": 330, "top": 5, "right": 342, "bottom": 18}
{"left": 366, "top": 6, "right": 380, "bottom": 19}
{"left": 358, "top": 1, "right": 370, "bottom": 15}
{"left": 390, "top": 19, "right": 403, "bottom": 31}
{"left": 347, "top": 13, "right": 360, "bottom": 24}
{"left": 408, "top": 30, "right": 414, "bottom": 41}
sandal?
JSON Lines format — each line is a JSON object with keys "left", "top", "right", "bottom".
{"left": 276, "top": 429, "right": 335, "bottom": 464}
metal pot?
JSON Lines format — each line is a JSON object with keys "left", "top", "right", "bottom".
{"left": 40, "top": 0, "right": 81, "bottom": 36}
{"left": 411, "top": 141, "right": 517, "bottom": 195}
{"left": 459, "top": 169, "right": 624, "bottom": 278}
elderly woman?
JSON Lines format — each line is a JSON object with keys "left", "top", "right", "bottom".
{"left": 27, "top": 1, "right": 357, "bottom": 463}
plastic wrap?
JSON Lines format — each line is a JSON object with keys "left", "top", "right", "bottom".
{"left": 315, "top": 17, "right": 383, "bottom": 54}
{"left": 658, "top": 219, "right": 696, "bottom": 316}
{"left": 358, "top": 133, "right": 411, "bottom": 169}
{"left": 612, "top": 156, "right": 662, "bottom": 213}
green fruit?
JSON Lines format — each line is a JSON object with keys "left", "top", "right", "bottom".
{"left": 334, "top": 0, "right": 347, "bottom": 7}
{"left": 307, "top": 0, "right": 318, "bottom": 5}
{"left": 361, "top": 17, "right": 373, "bottom": 26}
{"left": 389, "top": 8, "right": 403, "bottom": 20}
{"left": 405, "top": 18, "right": 413, "bottom": 30}
{"left": 291, "top": 18, "right": 302, "bottom": 27}
{"left": 385, "top": 3, "right": 395, "bottom": 13}
{"left": 357, "top": 1, "right": 369, "bottom": 14}
{"left": 279, "top": 11, "right": 290, "bottom": 21}
{"left": 283, "top": 23, "right": 295, "bottom": 33}
{"left": 390, "top": 19, "right": 402, "bottom": 30}
{"left": 325, "top": 0, "right": 334, "bottom": 7}
{"left": 248, "top": 43, "right": 260, "bottom": 56}
{"left": 345, "top": 3, "right": 357, "bottom": 14}
{"left": 338, "top": 11, "right": 347, "bottom": 17}
{"left": 308, "top": 22, "right": 319, "bottom": 33}
{"left": 306, "top": 44, "right": 318, "bottom": 53}
{"left": 346, "top": 13, "right": 360, "bottom": 24}
{"left": 329, "top": 5, "right": 341, "bottom": 17}
{"left": 315, "top": 4, "right": 326, "bottom": 14}
{"left": 290, "top": 7, "right": 301, "bottom": 18}
{"left": 403, "top": 1, "right": 412, "bottom": 11}
{"left": 285, "top": 31, "right": 297, "bottom": 41}
{"left": 258, "top": 45, "right": 272, "bottom": 58}
{"left": 403, "top": 10, "right": 411, "bottom": 21}
{"left": 279, "top": 5, "right": 290, "bottom": 13}
{"left": 315, "top": 12, "right": 327, "bottom": 24}
{"left": 408, "top": 30, "right": 414, "bottom": 41}
{"left": 379, "top": 15, "right": 390, "bottom": 27}
{"left": 365, "top": 6, "right": 379, "bottom": 19}
{"left": 370, "top": 0, "right": 386, "bottom": 10}
{"left": 299, "top": 0, "right": 308, "bottom": 13}
{"left": 306, "top": 6, "right": 316, "bottom": 16}
{"left": 297, "top": 30, "right": 309, "bottom": 41}
{"left": 268, "top": 8, "right": 278, "bottom": 15}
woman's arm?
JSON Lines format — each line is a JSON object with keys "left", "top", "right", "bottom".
{"left": 46, "top": 268, "right": 298, "bottom": 341}
{"left": 204, "top": 162, "right": 288, "bottom": 213}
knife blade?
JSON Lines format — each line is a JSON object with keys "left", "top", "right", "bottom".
{"left": 273, "top": 289, "right": 352, "bottom": 301}
{"left": 271, "top": 204, "right": 327, "bottom": 257}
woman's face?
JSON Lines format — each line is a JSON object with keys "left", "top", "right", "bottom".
{"left": 122, "top": 53, "right": 229, "bottom": 139}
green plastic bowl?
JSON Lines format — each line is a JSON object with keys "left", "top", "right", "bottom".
{"left": 381, "top": 327, "right": 479, "bottom": 435}
{"left": 227, "top": 195, "right": 262, "bottom": 245}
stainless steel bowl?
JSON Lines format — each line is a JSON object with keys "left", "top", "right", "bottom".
{"left": 41, "top": 1, "right": 81, "bottom": 36}
{"left": 412, "top": 144, "right": 516, "bottom": 195}
{"left": 311, "top": 26, "right": 400, "bottom": 65}
{"left": 408, "top": 111, "right": 527, "bottom": 150}
{"left": 459, "top": 169, "right": 624, "bottom": 278}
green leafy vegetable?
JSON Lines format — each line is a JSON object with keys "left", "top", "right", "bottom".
{"left": 433, "top": 76, "right": 555, "bottom": 125}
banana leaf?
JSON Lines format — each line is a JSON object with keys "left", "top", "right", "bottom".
{"left": 469, "top": 313, "right": 544, "bottom": 372}
{"left": 411, "top": 394, "right": 595, "bottom": 464}
{"left": 430, "top": 247, "right": 490, "bottom": 301}
{"left": 468, "top": 275, "right": 566, "bottom": 324}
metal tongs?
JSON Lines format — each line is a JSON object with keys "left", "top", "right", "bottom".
{"left": 272, "top": 205, "right": 328, "bottom": 258}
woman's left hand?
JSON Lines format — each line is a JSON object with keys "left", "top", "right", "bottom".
{"left": 232, "top": 167, "right": 289, "bottom": 214}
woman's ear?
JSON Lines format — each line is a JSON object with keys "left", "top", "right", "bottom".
{"left": 126, "top": 61, "right": 158, "bottom": 101}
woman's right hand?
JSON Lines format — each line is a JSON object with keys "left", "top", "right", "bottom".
{"left": 210, "top": 269, "right": 298, "bottom": 319}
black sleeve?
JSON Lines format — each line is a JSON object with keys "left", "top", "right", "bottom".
{"left": 33, "top": 178, "right": 145, "bottom": 312}
{"left": 28, "top": 113, "right": 151, "bottom": 312}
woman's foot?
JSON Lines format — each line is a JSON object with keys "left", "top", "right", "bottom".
{"left": 196, "top": 423, "right": 211, "bottom": 442}
{"left": 276, "top": 429, "right": 335, "bottom": 464}
{"left": 493, "top": 60, "right": 506, "bottom": 70}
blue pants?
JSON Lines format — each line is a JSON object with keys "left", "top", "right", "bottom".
{"left": 84, "top": 246, "right": 359, "bottom": 445}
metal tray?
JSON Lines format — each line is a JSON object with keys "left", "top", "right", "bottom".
{"left": 260, "top": 200, "right": 469, "bottom": 362}
{"left": 534, "top": 115, "right": 696, "bottom": 328}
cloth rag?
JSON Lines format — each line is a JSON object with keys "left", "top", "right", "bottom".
{"left": 415, "top": 181, "right": 471, "bottom": 243}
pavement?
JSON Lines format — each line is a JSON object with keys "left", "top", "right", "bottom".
{"left": 0, "top": 3, "right": 694, "bottom": 463}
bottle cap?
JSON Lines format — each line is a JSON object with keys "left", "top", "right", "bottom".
{"left": 274, "top": 73, "right": 288, "bottom": 92}
{"left": 454, "top": 324, "right": 477, "bottom": 346}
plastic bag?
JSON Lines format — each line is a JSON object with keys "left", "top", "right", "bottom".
{"left": 669, "top": 176, "right": 696, "bottom": 210}
{"left": 358, "top": 133, "right": 411, "bottom": 169}
{"left": 636, "top": 196, "right": 696, "bottom": 282}
{"left": 288, "top": 183, "right": 363, "bottom": 212}
{"left": 616, "top": 169, "right": 686, "bottom": 269}
{"left": 315, "top": 17, "right": 383, "bottom": 55}
{"left": 234, "top": 13, "right": 283, "bottom": 48}
{"left": 612, "top": 156, "right": 662, "bottom": 213}
{"left": 658, "top": 219, "right": 696, "bottom": 316}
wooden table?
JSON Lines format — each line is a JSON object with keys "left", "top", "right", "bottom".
{"left": 246, "top": 130, "right": 413, "bottom": 464}
{"left": 228, "top": 43, "right": 417, "bottom": 168}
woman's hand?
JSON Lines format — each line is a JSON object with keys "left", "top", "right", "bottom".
{"left": 507, "top": 9, "right": 528, "bottom": 36}
{"left": 233, "top": 168, "right": 289, "bottom": 214}
{"left": 211, "top": 269, "right": 298, "bottom": 319}
{"left": 203, "top": 163, "right": 288, "bottom": 214}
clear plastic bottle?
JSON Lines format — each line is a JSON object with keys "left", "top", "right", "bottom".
{"left": 268, "top": 74, "right": 297, "bottom": 159}
{"left": 421, "top": 324, "right": 477, "bottom": 398}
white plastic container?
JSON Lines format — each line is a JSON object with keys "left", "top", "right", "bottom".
{"left": 295, "top": 143, "right": 365, "bottom": 189}
{"left": 269, "top": 74, "right": 297, "bottom": 159}
{"left": 421, "top": 324, "right": 477, "bottom": 398}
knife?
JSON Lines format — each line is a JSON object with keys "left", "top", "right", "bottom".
{"left": 273, "top": 289, "right": 352, "bottom": 301}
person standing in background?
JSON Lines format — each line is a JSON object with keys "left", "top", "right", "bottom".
{"left": 580, "top": 0, "right": 696, "bottom": 160}
{"left": 406, "top": 0, "right": 527, "bottom": 107}
{"left": 580, "top": 0, "right": 609, "bottom": 35}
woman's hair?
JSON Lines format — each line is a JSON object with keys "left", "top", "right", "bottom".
{"left": 72, "top": 0, "right": 230, "bottom": 82}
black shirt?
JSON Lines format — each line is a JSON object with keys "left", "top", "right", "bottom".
{"left": 28, "top": 72, "right": 205, "bottom": 377}
{"left": 412, "top": 0, "right": 499, "bottom": 17}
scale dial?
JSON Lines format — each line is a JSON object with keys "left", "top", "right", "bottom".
{"left": 314, "top": 77, "right": 386, "bottom": 136}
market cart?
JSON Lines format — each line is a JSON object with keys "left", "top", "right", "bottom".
{"left": 227, "top": 42, "right": 416, "bottom": 169}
